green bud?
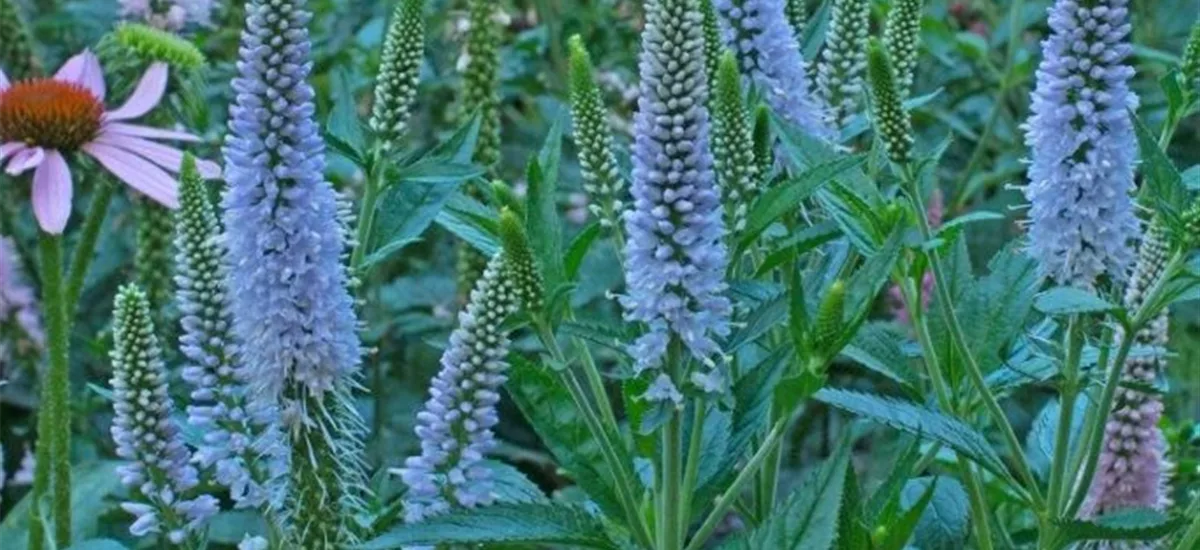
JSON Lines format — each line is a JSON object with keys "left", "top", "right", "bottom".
{"left": 463, "top": 0, "right": 502, "bottom": 170}
{"left": 498, "top": 208, "right": 544, "bottom": 311}
{"left": 1183, "top": 22, "right": 1200, "bottom": 92}
{"left": 567, "top": 35, "right": 624, "bottom": 231}
{"left": 371, "top": 0, "right": 426, "bottom": 148}
{"left": 816, "top": 0, "right": 871, "bottom": 129}
{"left": 490, "top": 180, "right": 525, "bottom": 217}
{"left": 786, "top": 0, "right": 808, "bottom": 42}
{"left": 814, "top": 280, "right": 846, "bottom": 353}
{"left": 883, "top": 0, "right": 923, "bottom": 99}
{"left": 700, "top": 0, "right": 723, "bottom": 90}
{"left": 713, "top": 52, "right": 761, "bottom": 233}
{"left": 752, "top": 105, "right": 774, "bottom": 186}
{"left": 0, "top": 0, "right": 38, "bottom": 79}
{"left": 867, "top": 38, "right": 914, "bottom": 165}
{"left": 112, "top": 23, "right": 206, "bottom": 70}
{"left": 1181, "top": 201, "right": 1200, "bottom": 248}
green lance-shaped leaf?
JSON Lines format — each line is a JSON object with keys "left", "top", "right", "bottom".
{"left": 0, "top": 0, "right": 37, "bottom": 79}
{"left": 816, "top": 0, "right": 871, "bottom": 129}
{"left": 498, "top": 208, "right": 544, "bottom": 312}
{"left": 567, "top": 36, "right": 624, "bottom": 232}
{"left": 882, "top": 0, "right": 923, "bottom": 98}
{"left": 712, "top": 51, "right": 761, "bottom": 233}
{"left": 370, "top": 0, "right": 426, "bottom": 148}
{"left": 867, "top": 39, "right": 913, "bottom": 165}
{"left": 700, "top": 0, "right": 723, "bottom": 89}
{"left": 1183, "top": 22, "right": 1200, "bottom": 92}
{"left": 786, "top": 0, "right": 808, "bottom": 42}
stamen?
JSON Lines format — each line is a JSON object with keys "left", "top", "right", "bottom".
{"left": 0, "top": 79, "right": 104, "bottom": 151}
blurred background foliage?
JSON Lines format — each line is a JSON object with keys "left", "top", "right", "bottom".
{"left": 0, "top": 0, "right": 1197, "bottom": 544}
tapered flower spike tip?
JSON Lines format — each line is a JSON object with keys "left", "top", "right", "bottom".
{"left": 567, "top": 34, "right": 624, "bottom": 231}
{"left": 867, "top": 38, "right": 913, "bottom": 166}
{"left": 883, "top": 0, "right": 923, "bottom": 99}
{"left": 498, "top": 207, "right": 543, "bottom": 311}
{"left": 110, "top": 284, "right": 218, "bottom": 545}
{"left": 370, "top": 0, "right": 426, "bottom": 148}
{"left": 1183, "top": 22, "right": 1200, "bottom": 91}
{"left": 712, "top": 50, "right": 760, "bottom": 233}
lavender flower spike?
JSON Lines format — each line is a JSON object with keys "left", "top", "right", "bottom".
{"left": 110, "top": 285, "right": 218, "bottom": 546}
{"left": 623, "top": 0, "right": 732, "bottom": 401}
{"left": 398, "top": 210, "right": 541, "bottom": 522}
{"left": 715, "top": 0, "right": 833, "bottom": 141}
{"left": 1024, "top": 0, "right": 1139, "bottom": 287}
{"left": 222, "top": 0, "right": 365, "bottom": 545}
{"left": 175, "top": 156, "right": 283, "bottom": 511}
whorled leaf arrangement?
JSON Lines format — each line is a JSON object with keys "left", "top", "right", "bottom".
{"left": 369, "top": 0, "right": 425, "bottom": 148}
{"left": 625, "top": 0, "right": 731, "bottom": 401}
{"left": 816, "top": 0, "right": 871, "bottom": 129}
{"left": 715, "top": 0, "right": 832, "bottom": 142}
{"left": 174, "top": 156, "right": 284, "bottom": 513}
{"left": 1023, "top": 0, "right": 1139, "bottom": 288}
{"left": 398, "top": 209, "right": 542, "bottom": 522}
{"left": 221, "top": 0, "right": 367, "bottom": 546}
{"left": 110, "top": 285, "right": 218, "bottom": 547}
{"left": 567, "top": 36, "right": 625, "bottom": 233}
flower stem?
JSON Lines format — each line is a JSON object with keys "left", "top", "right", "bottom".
{"left": 65, "top": 180, "right": 115, "bottom": 311}
{"left": 679, "top": 399, "right": 706, "bottom": 531}
{"left": 349, "top": 149, "right": 387, "bottom": 272}
{"left": 29, "top": 233, "right": 71, "bottom": 549}
{"left": 1046, "top": 315, "right": 1085, "bottom": 514}
{"left": 904, "top": 167, "right": 1045, "bottom": 509}
{"left": 684, "top": 418, "right": 787, "bottom": 550}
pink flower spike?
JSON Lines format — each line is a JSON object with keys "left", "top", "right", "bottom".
{"left": 31, "top": 151, "right": 73, "bottom": 234}
{"left": 82, "top": 142, "right": 179, "bottom": 208}
{"left": 54, "top": 50, "right": 106, "bottom": 101}
{"left": 104, "top": 63, "right": 169, "bottom": 122}
{"left": 5, "top": 147, "right": 45, "bottom": 176}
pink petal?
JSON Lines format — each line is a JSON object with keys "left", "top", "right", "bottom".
{"left": 93, "top": 133, "right": 220, "bottom": 178}
{"left": 0, "top": 67, "right": 9, "bottom": 91}
{"left": 104, "top": 63, "right": 169, "bottom": 122}
{"left": 103, "top": 122, "right": 201, "bottom": 143}
{"left": 0, "top": 142, "right": 25, "bottom": 164}
{"left": 30, "top": 151, "right": 73, "bottom": 234}
{"left": 82, "top": 142, "right": 179, "bottom": 208}
{"left": 54, "top": 50, "right": 106, "bottom": 101}
{"left": 5, "top": 147, "right": 45, "bottom": 176}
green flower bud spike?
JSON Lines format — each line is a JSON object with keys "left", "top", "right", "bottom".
{"left": 112, "top": 23, "right": 206, "bottom": 70}
{"left": 1183, "top": 22, "right": 1200, "bottom": 93}
{"left": 1181, "top": 200, "right": 1200, "bottom": 249}
{"left": 712, "top": 51, "right": 761, "bottom": 233}
{"left": 816, "top": 0, "right": 871, "bottom": 129}
{"left": 497, "top": 208, "right": 544, "bottom": 312}
{"left": 370, "top": 0, "right": 426, "bottom": 148}
{"left": 752, "top": 105, "right": 774, "bottom": 186}
{"left": 701, "top": 0, "right": 723, "bottom": 90}
{"left": 786, "top": 0, "right": 808, "bottom": 41}
{"left": 867, "top": 38, "right": 914, "bottom": 165}
{"left": 0, "top": 0, "right": 38, "bottom": 79}
{"left": 567, "top": 35, "right": 625, "bottom": 232}
{"left": 814, "top": 279, "right": 846, "bottom": 357}
{"left": 883, "top": 0, "right": 923, "bottom": 99}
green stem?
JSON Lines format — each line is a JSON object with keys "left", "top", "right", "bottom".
{"left": 1046, "top": 316, "right": 1085, "bottom": 513}
{"left": 29, "top": 234, "right": 71, "bottom": 549}
{"left": 65, "top": 181, "right": 115, "bottom": 311}
{"left": 905, "top": 168, "right": 1045, "bottom": 509}
{"left": 684, "top": 418, "right": 787, "bottom": 550}
{"left": 661, "top": 404, "right": 683, "bottom": 550}
{"left": 1065, "top": 251, "right": 1185, "bottom": 517}
{"left": 533, "top": 319, "right": 653, "bottom": 548}
{"left": 679, "top": 399, "right": 706, "bottom": 532}
{"left": 349, "top": 149, "right": 387, "bottom": 272}
{"left": 957, "top": 462, "right": 996, "bottom": 550}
